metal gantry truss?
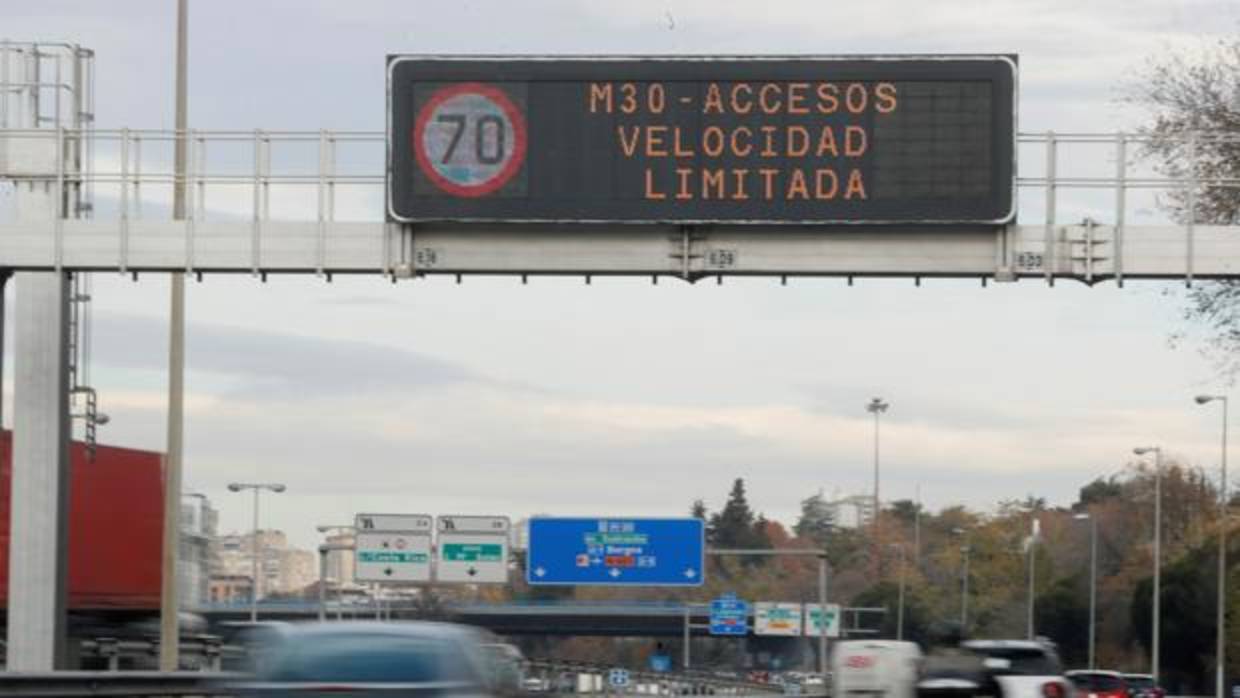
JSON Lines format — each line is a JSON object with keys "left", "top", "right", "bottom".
{"left": 0, "top": 126, "right": 1238, "bottom": 283}
{"left": 1, "top": 40, "right": 100, "bottom": 453}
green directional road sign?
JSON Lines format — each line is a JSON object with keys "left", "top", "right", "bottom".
{"left": 358, "top": 551, "right": 429, "bottom": 564}
{"left": 436, "top": 516, "right": 511, "bottom": 584}
{"left": 355, "top": 530, "right": 433, "bottom": 583}
{"left": 804, "top": 604, "right": 842, "bottom": 638}
{"left": 442, "top": 543, "right": 503, "bottom": 562}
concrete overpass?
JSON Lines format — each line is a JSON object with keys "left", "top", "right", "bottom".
{"left": 192, "top": 600, "right": 884, "bottom": 638}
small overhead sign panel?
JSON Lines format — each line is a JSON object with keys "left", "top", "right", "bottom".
{"left": 754, "top": 602, "right": 804, "bottom": 636}
{"left": 354, "top": 513, "right": 433, "bottom": 583}
{"left": 710, "top": 593, "right": 750, "bottom": 636}
{"left": 805, "top": 603, "right": 842, "bottom": 638}
{"left": 355, "top": 531, "right": 432, "bottom": 583}
{"left": 387, "top": 56, "right": 1016, "bottom": 225}
{"left": 437, "top": 515, "right": 511, "bottom": 584}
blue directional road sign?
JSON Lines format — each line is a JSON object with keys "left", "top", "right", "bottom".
{"left": 526, "top": 517, "right": 705, "bottom": 586}
{"left": 710, "top": 593, "right": 750, "bottom": 636}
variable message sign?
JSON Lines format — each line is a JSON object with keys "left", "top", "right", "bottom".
{"left": 526, "top": 517, "right": 704, "bottom": 586}
{"left": 387, "top": 56, "right": 1015, "bottom": 225}
{"left": 710, "top": 593, "right": 750, "bottom": 636}
{"left": 754, "top": 602, "right": 804, "bottom": 636}
{"left": 436, "top": 515, "right": 510, "bottom": 584}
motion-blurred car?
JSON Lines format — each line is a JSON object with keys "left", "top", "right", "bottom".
{"left": 1121, "top": 674, "right": 1164, "bottom": 698}
{"left": 479, "top": 642, "right": 525, "bottom": 695}
{"left": 959, "top": 639, "right": 1070, "bottom": 698}
{"left": 237, "top": 621, "right": 496, "bottom": 696}
{"left": 1066, "top": 670, "right": 1127, "bottom": 698}
{"left": 218, "top": 620, "right": 292, "bottom": 674}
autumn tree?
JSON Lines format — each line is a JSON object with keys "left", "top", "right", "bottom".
{"left": 1126, "top": 40, "right": 1240, "bottom": 373}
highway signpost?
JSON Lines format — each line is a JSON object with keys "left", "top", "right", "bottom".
{"left": 754, "top": 602, "right": 803, "bottom": 636}
{"left": 354, "top": 513, "right": 433, "bottom": 583}
{"left": 805, "top": 603, "right": 842, "bottom": 638}
{"left": 710, "top": 593, "right": 750, "bottom": 636}
{"left": 436, "top": 515, "right": 511, "bottom": 584}
{"left": 526, "top": 517, "right": 705, "bottom": 586}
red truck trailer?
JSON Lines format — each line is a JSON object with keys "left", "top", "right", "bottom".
{"left": 0, "top": 431, "right": 163, "bottom": 610}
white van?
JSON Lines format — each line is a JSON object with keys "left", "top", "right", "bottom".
{"left": 833, "top": 640, "right": 922, "bottom": 698}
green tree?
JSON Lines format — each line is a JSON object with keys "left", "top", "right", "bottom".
{"left": 1131, "top": 546, "right": 1216, "bottom": 694}
{"left": 1034, "top": 576, "right": 1089, "bottom": 668}
{"left": 708, "top": 478, "right": 772, "bottom": 569}
{"left": 851, "top": 581, "right": 933, "bottom": 646}
{"left": 710, "top": 478, "right": 766, "bottom": 548}
{"left": 887, "top": 499, "right": 921, "bottom": 525}
{"left": 1077, "top": 477, "right": 1123, "bottom": 509}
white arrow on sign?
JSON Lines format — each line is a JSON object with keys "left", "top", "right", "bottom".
{"left": 609, "top": 568, "right": 622, "bottom": 578}
{"left": 684, "top": 568, "right": 697, "bottom": 579}
{"left": 534, "top": 567, "right": 547, "bottom": 578}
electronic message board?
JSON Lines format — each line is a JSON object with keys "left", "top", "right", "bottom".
{"left": 387, "top": 56, "right": 1016, "bottom": 225}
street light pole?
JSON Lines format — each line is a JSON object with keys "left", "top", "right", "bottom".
{"left": 1074, "top": 513, "right": 1098, "bottom": 669}
{"left": 1198, "top": 394, "right": 1230, "bottom": 698}
{"left": 866, "top": 398, "right": 889, "bottom": 575}
{"left": 250, "top": 487, "right": 258, "bottom": 621}
{"left": 1028, "top": 515, "right": 1038, "bottom": 640}
{"left": 1135, "top": 446, "right": 1163, "bottom": 682}
{"left": 953, "top": 527, "right": 969, "bottom": 635}
{"left": 159, "top": 0, "right": 189, "bottom": 673}
{"left": 891, "top": 544, "right": 906, "bottom": 640}
{"left": 227, "top": 482, "right": 286, "bottom": 622}
{"left": 962, "top": 544, "right": 970, "bottom": 633}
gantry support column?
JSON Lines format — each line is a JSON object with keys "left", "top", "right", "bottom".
{"left": 7, "top": 270, "right": 70, "bottom": 670}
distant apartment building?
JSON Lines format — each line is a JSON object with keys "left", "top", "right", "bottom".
{"left": 180, "top": 494, "right": 219, "bottom": 608}
{"left": 279, "top": 548, "right": 317, "bottom": 593}
{"left": 214, "top": 530, "right": 317, "bottom": 600}
{"left": 827, "top": 494, "right": 876, "bottom": 529}
{"left": 324, "top": 532, "right": 356, "bottom": 584}
{"left": 208, "top": 574, "right": 252, "bottom": 604}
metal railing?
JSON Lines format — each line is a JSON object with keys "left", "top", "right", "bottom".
{"left": 0, "top": 671, "right": 238, "bottom": 696}
{"left": 2, "top": 128, "right": 1239, "bottom": 225}
{"left": 523, "top": 659, "right": 784, "bottom": 695}
{"left": 3, "top": 126, "right": 1240, "bottom": 281}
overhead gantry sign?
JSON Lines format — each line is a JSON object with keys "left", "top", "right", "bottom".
{"left": 0, "top": 50, "right": 1236, "bottom": 282}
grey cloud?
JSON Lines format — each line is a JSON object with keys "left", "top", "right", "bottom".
{"left": 92, "top": 311, "right": 478, "bottom": 400}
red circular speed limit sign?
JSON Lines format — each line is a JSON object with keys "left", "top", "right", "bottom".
{"left": 413, "top": 83, "right": 527, "bottom": 197}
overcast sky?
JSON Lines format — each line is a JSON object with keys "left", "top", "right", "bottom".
{"left": 7, "top": 0, "right": 1240, "bottom": 550}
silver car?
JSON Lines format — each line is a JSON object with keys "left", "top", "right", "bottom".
{"left": 239, "top": 621, "right": 496, "bottom": 697}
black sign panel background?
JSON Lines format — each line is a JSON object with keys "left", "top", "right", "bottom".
{"left": 387, "top": 57, "right": 1016, "bottom": 225}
